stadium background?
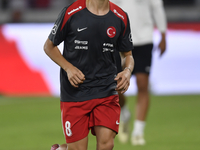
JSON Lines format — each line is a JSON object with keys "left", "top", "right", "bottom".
{"left": 0, "top": 0, "right": 200, "bottom": 150}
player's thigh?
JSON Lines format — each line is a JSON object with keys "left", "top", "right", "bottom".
{"left": 94, "top": 126, "right": 116, "bottom": 150}
{"left": 89, "top": 95, "right": 120, "bottom": 136}
{"left": 61, "top": 101, "right": 90, "bottom": 144}
{"left": 94, "top": 126, "right": 116, "bottom": 141}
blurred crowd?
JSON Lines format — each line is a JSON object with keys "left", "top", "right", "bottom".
{"left": 164, "top": 0, "right": 200, "bottom": 5}
{"left": 0, "top": 0, "right": 75, "bottom": 22}
{"left": 1, "top": 0, "right": 199, "bottom": 9}
{"left": 0, "top": 0, "right": 75, "bottom": 9}
{"left": 0, "top": 0, "right": 199, "bottom": 23}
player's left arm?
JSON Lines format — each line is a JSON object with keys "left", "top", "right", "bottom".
{"left": 115, "top": 50, "right": 134, "bottom": 94}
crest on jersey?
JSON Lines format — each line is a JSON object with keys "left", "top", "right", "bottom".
{"left": 107, "top": 26, "right": 116, "bottom": 38}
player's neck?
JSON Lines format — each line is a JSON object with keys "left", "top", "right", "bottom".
{"left": 86, "top": 0, "right": 110, "bottom": 16}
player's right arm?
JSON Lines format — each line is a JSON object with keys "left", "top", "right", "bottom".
{"left": 44, "top": 38, "right": 85, "bottom": 88}
{"left": 44, "top": 6, "right": 85, "bottom": 87}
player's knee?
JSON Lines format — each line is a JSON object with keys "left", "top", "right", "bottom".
{"left": 67, "top": 145, "right": 81, "bottom": 150}
{"left": 97, "top": 139, "right": 114, "bottom": 150}
{"left": 138, "top": 86, "right": 148, "bottom": 94}
{"left": 58, "top": 144, "right": 68, "bottom": 150}
{"left": 137, "top": 76, "right": 149, "bottom": 93}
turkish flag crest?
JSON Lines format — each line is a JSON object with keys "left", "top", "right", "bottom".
{"left": 107, "top": 26, "right": 116, "bottom": 38}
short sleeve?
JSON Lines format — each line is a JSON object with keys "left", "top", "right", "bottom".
{"left": 117, "top": 13, "right": 134, "bottom": 52}
{"left": 48, "top": 7, "right": 68, "bottom": 46}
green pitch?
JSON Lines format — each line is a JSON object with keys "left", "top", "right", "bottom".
{"left": 0, "top": 95, "right": 200, "bottom": 150}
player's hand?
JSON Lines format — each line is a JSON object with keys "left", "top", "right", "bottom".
{"left": 158, "top": 37, "right": 166, "bottom": 56}
{"left": 65, "top": 65, "right": 85, "bottom": 88}
{"left": 114, "top": 68, "right": 131, "bottom": 94}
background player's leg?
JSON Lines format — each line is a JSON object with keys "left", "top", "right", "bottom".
{"left": 135, "top": 73, "right": 149, "bottom": 120}
{"left": 118, "top": 91, "right": 126, "bottom": 107}
{"left": 118, "top": 92, "right": 131, "bottom": 143}
{"left": 95, "top": 126, "right": 116, "bottom": 150}
{"left": 131, "top": 73, "right": 149, "bottom": 145}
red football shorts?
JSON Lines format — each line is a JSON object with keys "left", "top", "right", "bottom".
{"left": 60, "top": 95, "right": 120, "bottom": 143}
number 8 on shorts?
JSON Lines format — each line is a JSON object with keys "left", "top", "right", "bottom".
{"left": 65, "top": 121, "right": 72, "bottom": 137}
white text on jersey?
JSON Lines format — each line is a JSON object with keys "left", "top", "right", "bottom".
{"left": 113, "top": 9, "right": 124, "bottom": 20}
{"left": 68, "top": 6, "right": 82, "bottom": 15}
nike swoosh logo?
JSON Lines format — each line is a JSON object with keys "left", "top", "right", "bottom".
{"left": 116, "top": 120, "right": 120, "bottom": 125}
{"left": 77, "top": 27, "right": 87, "bottom": 32}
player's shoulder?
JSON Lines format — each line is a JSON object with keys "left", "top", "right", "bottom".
{"left": 109, "top": 1, "right": 128, "bottom": 24}
{"left": 62, "top": 0, "right": 86, "bottom": 16}
{"left": 58, "top": 0, "right": 86, "bottom": 31}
